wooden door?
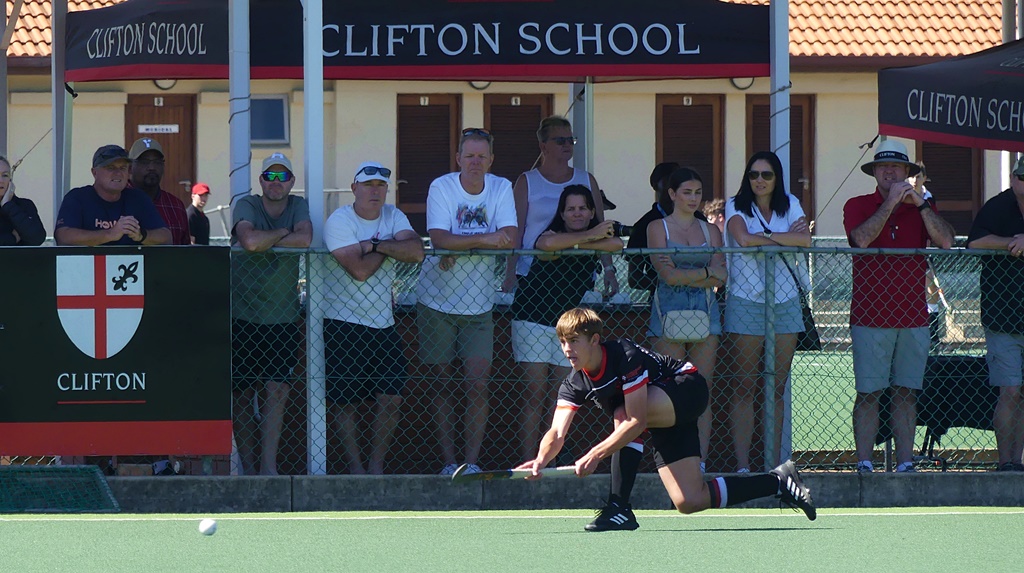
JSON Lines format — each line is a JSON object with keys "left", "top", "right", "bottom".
{"left": 483, "top": 94, "right": 553, "bottom": 185}
{"left": 125, "top": 94, "right": 197, "bottom": 206}
{"left": 656, "top": 94, "right": 725, "bottom": 203}
{"left": 396, "top": 94, "right": 461, "bottom": 235}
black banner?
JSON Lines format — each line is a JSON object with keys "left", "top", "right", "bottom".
{"left": 0, "top": 247, "right": 231, "bottom": 456}
{"left": 66, "top": 0, "right": 770, "bottom": 82}
{"left": 878, "top": 39, "right": 1024, "bottom": 152}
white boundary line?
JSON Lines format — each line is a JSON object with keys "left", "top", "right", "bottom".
{"left": 4, "top": 509, "right": 1024, "bottom": 522}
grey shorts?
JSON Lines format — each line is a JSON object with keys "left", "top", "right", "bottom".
{"left": 851, "top": 325, "right": 929, "bottom": 393}
{"left": 986, "top": 330, "right": 1024, "bottom": 387}
{"left": 415, "top": 304, "right": 493, "bottom": 364}
{"left": 724, "top": 295, "right": 803, "bottom": 336}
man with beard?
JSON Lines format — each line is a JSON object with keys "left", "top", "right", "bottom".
{"left": 129, "top": 138, "right": 190, "bottom": 245}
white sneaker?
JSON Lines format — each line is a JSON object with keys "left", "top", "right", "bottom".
{"left": 856, "top": 461, "right": 874, "bottom": 474}
{"left": 736, "top": 467, "right": 750, "bottom": 474}
{"left": 439, "top": 464, "right": 459, "bottom": 476}
{"left": 462, "top": 463, "right": 482, "bottom": 475}
{"left": 896, "top": 462, "right": 916, "bottom": 473}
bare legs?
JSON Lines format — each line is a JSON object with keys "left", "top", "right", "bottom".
{"left": 729, "top": 333, "right": 797, "bottom": 470}
{"left": 994, "top": 385, "right": 1024, "bottom": 466}
{"left": 429, "top": 357, "right": 492, "bottom": 468}
{"left": 333, "top": 393, "right": 403, "bottom": 475}
{"left": 854, "top": 386, "right": 917, "bottom": 467}
{"left": 519, "top": 362, "right": 570, "bottom": 460}
{"left": 233, "top": 380, "right": 291, "bottom": 476}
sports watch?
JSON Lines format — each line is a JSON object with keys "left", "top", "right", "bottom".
{"left": 763, "top": 228, "right": 773, "bottom": 239}
{"left": 370, "top": 237, "right": 381, "bottom": 253}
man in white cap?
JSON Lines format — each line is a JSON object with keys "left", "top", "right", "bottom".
{"left": 230, "top": 152, "right": 312, "bottom": 475}
{"left": 967, "top": 156, "right": 1024, "bottom": 472}
{"left": 322, "top": 161, "right": 424, "bottom": 474}
{"left": 843, "top": 140, "right": 954, "bottom": 474}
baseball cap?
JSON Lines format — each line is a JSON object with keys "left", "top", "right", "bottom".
{"left": 92, "top": 145, "right": 129, "bottom": 168}
{"left": 262, "top": 152, "right": 293, "bottom": 173}
{"left": 191, "top": 183, "right": 211, "bottom": 196}
{"left": 353, "top": 161, "right": 391, "bottom": 184}
{"left": 1013, "top": 156, "right": 1024, "bottom": 176}
{"left": 128, "top": 138, "right": 164, "bottom": 160}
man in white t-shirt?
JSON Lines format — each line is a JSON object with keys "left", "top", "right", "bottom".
{"left": 416, "top": 128, "right": 518, "bottom": 475}
{"left": 323, "top": 161, "right": 425, "bottom": 474}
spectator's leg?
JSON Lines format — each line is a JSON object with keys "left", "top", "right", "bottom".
{"left": 519, "top": 362, "right": 548, "bottom": 461}
{"left": 462, "top": 356, "right": 492, "bottom": 467}
{"left": 729, "top": 334, "right": 763, "bottom": 470}
{"left": 232, "top": 388, "right": 258, "bottom": 475}
{"left": 258, "top": 380, "right": 290, "bottom": 476}
{"left": 853, "top": 390, "right": 881, "bottom": 464}
{"left": 428, "top": 363, "right": 459, "bottom": 468}
{"left": 368, "top": 393, "right": 403, "bottom": 475}
{"left": 331, "top": 402, "right": 365, "bottom": 475}
{"left": 890, "top": 385, "right": 917, "bottom": 467}
{"left": 995, "top": 385, "right": 1023, "bottom": 465}
{"left": 772, "top": 333, "right": 798, "bottom": 467}
{"left": 685, "top": 337, "right": 719, "bottom": 466}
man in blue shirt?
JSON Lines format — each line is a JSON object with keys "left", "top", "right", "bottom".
{"left": 54, "top": 144, "right": 170, "bottom": 246}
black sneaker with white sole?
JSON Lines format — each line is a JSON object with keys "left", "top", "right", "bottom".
{"left": 584, "top": 502, "right": 640, "bottom": 532}
{"left": 770, "top": 460, "right": 817, "bottom": 521}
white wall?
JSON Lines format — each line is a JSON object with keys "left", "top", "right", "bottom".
{"left": 6, "top": 72, "right": 1009, "bottom": 238}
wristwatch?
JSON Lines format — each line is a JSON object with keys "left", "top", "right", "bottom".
{"left": 370, "top": 237, "right": 381, "bottom": 253}
{"left": 763, "top": 228, "right": 773, "bottom": 239}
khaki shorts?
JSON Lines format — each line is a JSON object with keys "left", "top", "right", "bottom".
{"left": 851, "top": 326, "right": 928, "bottom": 393}
{"left": 986, "top": 330, "right": 1024, "bottom": 387}
{"left": 415, "top": 304, "right": 493, "bottom": 364}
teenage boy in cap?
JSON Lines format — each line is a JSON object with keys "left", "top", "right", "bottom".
{"left": 967, "top": 156, "right": 1024, "bottom": 472}
{"left": 843, "top": 140, "right": 954, "bottom": 474}
{"left": 187, "top": 183, "right": 212, "bottom": 245}
{"left": 55, "top": 144, "right": 171, "bottom": 246}
{"left": 322, "top": 161, "right": 424, "bottom": 474}
{"left": 128, "top": 138, "right": 190, "bottom": 245}
{"left": 231, "top": 152, "right": 312, "bottom": 475}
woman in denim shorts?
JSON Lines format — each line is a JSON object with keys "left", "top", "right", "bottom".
{"left": 647, "top": 167, "right": 726, "bottom": 469}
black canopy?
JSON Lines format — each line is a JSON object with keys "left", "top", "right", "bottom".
{"left": 66, "top": 0, "right": 770, "bottom": 82}
{"left": 878, "top": 39, "right": 1024, "bottom": 152}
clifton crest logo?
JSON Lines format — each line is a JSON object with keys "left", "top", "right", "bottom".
{"left": 56, "top": 254, "right": 145, "bottom": 359}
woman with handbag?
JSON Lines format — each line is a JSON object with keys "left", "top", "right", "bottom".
{"left": 510, "top": 184, "right": 623, "bottom": 462}
{"left": 724, "top": 151, "right": 811, "bottom": 472}
{"left": 647, "top": 167, "right": 726, "bottom": 472}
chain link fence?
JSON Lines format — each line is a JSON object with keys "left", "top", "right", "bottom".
{"left": 221, "top": 239, "right": 1008, "bottom": 476}
{"left": 8, "top": 239, "right": 1012, "bottom": 475}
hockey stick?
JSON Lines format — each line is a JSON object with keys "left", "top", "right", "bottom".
{"left": 450, "top": 463, "right": 578, "bottom": 485}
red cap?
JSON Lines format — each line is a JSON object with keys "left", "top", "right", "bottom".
{"left": 191, "top": 183, "right": 211, "bottom": 195}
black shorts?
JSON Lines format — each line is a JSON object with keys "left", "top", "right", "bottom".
{"left": 325, "top": 319, "right": 408, "bottom": 405}
{"left": 648, "top": 371, "right": 709, "bottom": 468}
{"left": 232, "top": 320, "right": 302, "bottom": 391}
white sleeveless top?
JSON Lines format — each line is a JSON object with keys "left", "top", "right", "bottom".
{"left": 515, "top": 167, "right": 592, "bottom": 276}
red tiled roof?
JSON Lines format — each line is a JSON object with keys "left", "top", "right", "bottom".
{"left": 6, "top": 1, "right": 123, "bottom": 58}
{"left": 5, "top": 0, "right": 1010, "bottom": 68}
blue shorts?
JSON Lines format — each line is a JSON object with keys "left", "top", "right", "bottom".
{"left": 724, "top": 296, "right": 803, "bottom": 336}
{"left": 649, "top": 285, "right": 722, "bottom": 338}
{"left": 986, "top": 330, "right": 1024, "bottom": 387}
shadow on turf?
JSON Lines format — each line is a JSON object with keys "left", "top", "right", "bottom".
{"left": 508, "top": 526, "right": 829, "bottom": 535}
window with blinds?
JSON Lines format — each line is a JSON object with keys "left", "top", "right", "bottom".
{"left": 656, "top": 94, "right": 724, "bottom": 204}
{"left": 396, "top": 94, "right": 461, "bottom": 235}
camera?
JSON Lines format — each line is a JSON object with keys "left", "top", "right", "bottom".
{"left": 611, "top": 221, "right": 633, "bottom": 237}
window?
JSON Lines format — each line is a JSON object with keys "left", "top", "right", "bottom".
{"left": 250, "top": 95, "right": 290, "bottom": 145}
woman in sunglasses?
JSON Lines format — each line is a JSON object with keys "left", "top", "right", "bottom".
{"left": 503, "top": 116, "right": 618, "bottom": 299}
{"left": 723, "top": 150, "right": 810, "bottom": 472}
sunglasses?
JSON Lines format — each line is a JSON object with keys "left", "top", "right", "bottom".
{"left": 548, "top": 136, "right": 577, "bottom": 146}
{"left": 358, "top": 165, "right": 392, "bottom": 178}
{"left": 461, "top": 128, "right": 492, "bottom": 138}
{"left": 261, "top": 171, "right": 293, "bottom": 182}
{"left": 747, "top": 170, "right": 776, "bottom": 181}
{"left": 1016, "top": 173, "right": 1024, "bottom": 182}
